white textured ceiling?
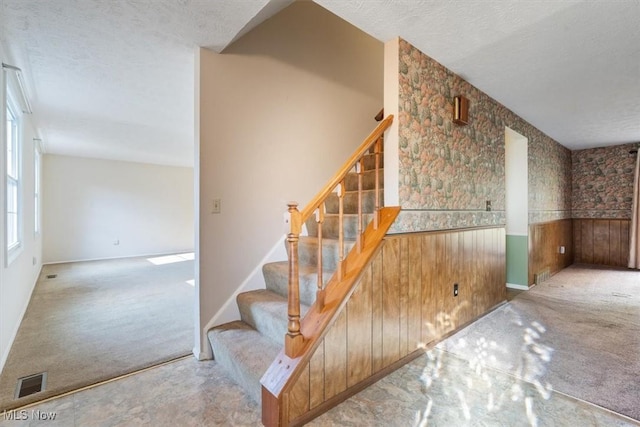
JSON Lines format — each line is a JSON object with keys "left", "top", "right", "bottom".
{"left": 1, "top": 0, "right": 638, "bottom": 167}
{"left": 315, "top": 0, "right": 640, "bottom": 150}
{"left": 0, "top": 0, "right": 292, "bottom": 167}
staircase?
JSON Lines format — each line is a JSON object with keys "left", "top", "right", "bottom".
{"left": 207, "top": 150, "right": 384, "bottom": 404}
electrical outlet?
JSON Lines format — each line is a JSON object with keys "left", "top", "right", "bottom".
{"left": 559, "top": 246, "right": 565, "bottom": 254}
{"left": 454, "top": 283, "right": 459, "bottom": 297}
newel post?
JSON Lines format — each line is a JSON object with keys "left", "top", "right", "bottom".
{"left": 285, "top": 202, "right": 305, "bottom": 358}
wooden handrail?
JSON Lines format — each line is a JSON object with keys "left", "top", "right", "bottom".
{"left": 284, "top": 114, "right": 393, "bottom": 358}
{"left": 298, "top": 115, "right": 393, "bottom": 227}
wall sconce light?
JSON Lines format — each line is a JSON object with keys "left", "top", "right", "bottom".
{"left": 453, "top": 95, "right": 469, "bottom": 125}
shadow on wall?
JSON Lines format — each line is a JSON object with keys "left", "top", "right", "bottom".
{"left": 222, "top": 1, "right": 382, "bottom": 98}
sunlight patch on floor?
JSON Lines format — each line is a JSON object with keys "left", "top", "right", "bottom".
{"left": 147, "top": 252, "right": 194, "bottom": 265}
{"left": 416, "top": 304, "right": 554, "bottom": 427}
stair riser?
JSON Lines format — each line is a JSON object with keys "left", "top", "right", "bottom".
{"left": 207, "top": 323, "right": 281, "bottom": 404}
{"left": 262, "top": 263, "right": 329, "bottom": 306}
{"left": 324, "top": 190, "right": 383, "bottom": 215}
{"left": 296, "top": 238, "right": 355, "bottom": 271}
{"left": 306, "top": 214, "right": 374, "bottom": 240}
{"left": 361, "top": 152, "right": 384, "bottom": 171}
{"left": 344, "top": 170, "right": 384, "bottom": 192}
{"left": 237, "top": 292, "right": 290, "bottom": 344}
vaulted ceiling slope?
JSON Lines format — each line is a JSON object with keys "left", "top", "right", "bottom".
{"left": 1, "top": 0, "right": 638, "bottom": 167}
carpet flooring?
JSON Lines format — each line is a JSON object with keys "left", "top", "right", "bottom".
{"left": 0, "top": 254, "right": 194, "bottom": 410}
{"left": 438, "top": 264, "right": 640, "bottom": 421}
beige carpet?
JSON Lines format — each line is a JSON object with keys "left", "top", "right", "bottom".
{"left": 438, "top": 264, "right": 640, "bottom": 421}
{"left": 0, "top": 254, "right": 194, "bottom": 410}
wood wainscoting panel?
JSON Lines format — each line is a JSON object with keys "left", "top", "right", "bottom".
{"left": 346, "top": 264, "right": 372, "bottom": 387}
{"left": 371, "top": 252, "right": 384, "bottom": 373}
{"left": 621, "top": 221, "right": 630, "bottom": 267}
{"left": 421, "top": 233, "right": 437, "bottom": 345}
{"left": 323, "top": 309, "right": 348, "bottom": 400}
{"left": 381, "top": 238, "right": 401, "bottom": 367}
{"left": 528, "top": 219, "right": 574, "bottom": 285}
{"left": 435, "top": 233, "right": 452, "bottom": 337}
{"left": 458, "top": 230, "right": 476, "bottom": 327}
{"left": 308, "top": 341, "right": 325, "bottom": 410}
{"left": 284, "top": 226, "right": 506, "bottom": 426}
{"left": 475, "top": 228, "right": 498, "bottom": 316}
{"left": 581, "top": 220, "right": 594, "bottom": 264}
{"left": 573, "top": 218, "right": 630, "bottom": 268}
{"left": 288, "top": 363, "right": 310, "bottom": 420}
{"left": 609, "top": 221, "right": 622, "bottom": 266}
{"left": 593, "top": 220, "right": 610, "bottom": 265}
{"left": 399, "top": 238, "right": 410, "bottom": 357}
{"left": 573, "top": 220, "right": 582, "bottom": 264}
{"left": 407, "top": 235, "right": 423, "bottom": 353}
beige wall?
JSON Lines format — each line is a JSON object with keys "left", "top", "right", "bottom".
{"left": 196, "top": 1, "right": 383, "bottom": 356}
{"left": 43, "top": 155, "right": 194, "bottom": 263}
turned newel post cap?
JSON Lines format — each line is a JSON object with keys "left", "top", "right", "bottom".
{"left": 287, "top": 201, "right": 299, "bottom": 210}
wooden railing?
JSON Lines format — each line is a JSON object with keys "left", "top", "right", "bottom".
{"left": 284, "top": 115, "right": 393, "bottom": 358}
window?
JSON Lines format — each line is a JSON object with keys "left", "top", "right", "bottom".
{"left": 6, "top": 96, "right": 22, "bottom": 258}
{"left": 34, "top": 143, "right": 41, "bottom": 235}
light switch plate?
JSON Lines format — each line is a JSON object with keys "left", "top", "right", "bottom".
{"left": 212, "top": 199, "right": 221, "bottom": 214}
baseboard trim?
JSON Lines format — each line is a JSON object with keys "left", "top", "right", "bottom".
{"left": 193, "top": 347, "right": 209, "bottom": 361}
{"left": 42, "top": 249, "right": 195, "bottom": 265}
{"left": 506, "top": 282, "right": 530, "bottom": 291}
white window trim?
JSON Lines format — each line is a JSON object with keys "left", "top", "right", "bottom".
{"left": 5, "top": 89, "right": 23, "bottom": 266}
{"left": 34, "top": 142, "right": 41, "bottom": 236}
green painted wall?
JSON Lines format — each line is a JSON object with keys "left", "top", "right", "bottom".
{"left": 506, "top": 235, "right": 528, "bottom": 286}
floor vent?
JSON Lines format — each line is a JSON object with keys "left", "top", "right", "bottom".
{"left": 15, "top": 372, "right": 47, "bottom": 398}
{"left": 534, "top": 268, "right": 551, "bottom": 285}
{"left": 46, "top": 274, "right": 57, "bottom": 279}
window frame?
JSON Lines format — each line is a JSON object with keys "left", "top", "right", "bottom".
{"left": 34, "top": 141, "right": 41, "bottom": 236}
{"left": 5, "top": 90, "right": 23, "bottom": 264}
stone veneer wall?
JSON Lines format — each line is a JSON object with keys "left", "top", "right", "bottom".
{"left": 572, "top": 142, "right": 640, "bottom": 219}
{"left": 389, "top": 39, "right": 571, "bottom": 233}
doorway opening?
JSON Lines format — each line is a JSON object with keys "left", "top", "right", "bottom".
{"left": 505, "top": 127, "right": 529, "bottom": 290}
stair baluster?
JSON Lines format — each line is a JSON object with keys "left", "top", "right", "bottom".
{"left": 315, "top": 205, "right": 325, "bottom": 309}
{"left": 285, "top": 202, "right": 304, "bottom": 358}
{"left": 338, "top": 181, "right": 345, "bottom": 279}
{"left": 374, "top": 137, "right": 381, "bottom": 230}
{"left": 356, "top": 159, "right": 364, "bottom": 252}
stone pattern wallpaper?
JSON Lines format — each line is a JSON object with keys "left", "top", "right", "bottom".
{"left": 572, "top": 143, "right": 639, "bottom": 219}
{"left": 391, "top": 39, "right": 571, "bottom": 233}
